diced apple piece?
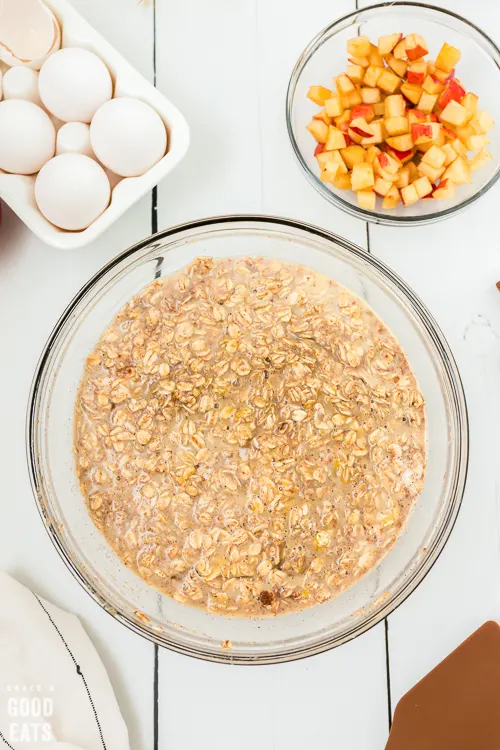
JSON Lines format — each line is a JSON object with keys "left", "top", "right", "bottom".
{"left": 400, "top": 82, "right": 422, "bottom": 105}
{"left": 441, "top": 143, "right": 458, "bottom": 166}
{"left": 376, "top": 151, "right": 400, "bottom": 174}
{"left": 347, "top": 36, "right": 371, "bottom": 58}
{"left": 469, "top": 148, "right": 492, "bottom": 172}
{"left": 442, "top": 155, "right": 472, "bottom": 184}
{"left": 421, "top": 144, "right": 446, "bottom": 169}
{"left": 349, "top": 117, "right": 373, "bottom": 138}
{"left": 413, "top": 175, "right": 433, "bottom": 198}
{"left": 393, "top": 38, "right": 407, "bottom": 60}
{"left": 432, "top": 178, "right": 456, "bottom": 199}
{"left": 325, "top": 96, "right": 344, "bottom": 118}
{"left": 357, "top": 189, "right": 377, "bottom": 210}
{"left": 395, "top": 166, "right": 410, "bottom": 188}
{"left": 407, "top": 61, "right": 427, "bottom": 85}
{"left": 333, "top": 172, "right": 352, "bottom": 190}
{"left": 325, "top": 125, "right": 350, "bottom": 150}
{"left": 461, "top": 92, "right": 478, "bottom": 117}
{"left": 307, "top": 119, "right": 329, "bottom": 143}
{"left": 316, "top": 151, "right": 334, "bottom": 167}
{"left": 373, "top": 176, "right": 393, "bottom": 196}
{"left": 346, "top": 65, "right": 364, "bottom": 84}
{"left": 451, "top": 137, "right": 466, "bottom": 156}
{"left": 417, "top": 126, "right": 445, "bottom": 151}
{"left": 365, "top": 146, "right": 381, "bottom": 164}
{"left": 440, "top": 100, "right": 469, "bottom": 127}
{"left": 351, "top": 104, "right": 374, "bottom": 122}
{"left": 455, "top": 123, "right": 475, "bottom": 143}
{"left": 386, "top": 133, "right": 414, "bottom": 151}
{"left": 307, "top": 86, "right": 333, "bottom": 106}
{"left": 348, "top": 55, "right": 370, "bottom": 69}
{"left": 378, "top": 33, "right": 402, "bottom": 56}
{"left": 347, "top": 128, "right": 363, "bottom": 145}
{"left": 368, "top": 44, "right": 385, "bottom": 67}
{"left": 435, "top": 42, "right": 461, "bottom": 73}
{"left": 386, "top": 145, "right": 415, "bottom": 163}
{"left": 417, "top": 161, "right": 445, "bottom": 182}
{"left": 437, "top": 78, "right": 466, "bottom": 109}
{"left": 406, "top": 111, "right": 426, "bottom": 128}
{"left": 382, "top": 184, "right": 401, "bottom": 209}
{"left": 337, "top": 74, "right": 356, "bottom": 95}
{"left": 407, "top": 161, "right": 419, "bottom": 181}
{"left": 466, "top": 133, "right": 490, "bottom": 151}
{"left": 410, "top": 122, "right": 440, "bottom": 145}
{"left": 470, "top": 110, "right": 495, "bottom": 134}
{"left": 405, "top": 34, "right": 428, "bottom": 61}
{"left": 441, "top": 126, "right": 456, "bottom": 141}
{"left": 422, "top": 74, "right": 445, "bottom": 95}
{"left": 341, "top": 144, "right": 366, "bottom": 169}
{"left": 418, "top": 91, "right": 438, "bottom": 114}
{"left": 387, "top": 55, "right": 407, "bottom": 78}
{"left": 384, "top": 94, "right": 405, "bottom": 118}
{"left": 377, "top": 69, "right": 401, "bottom": 94}
{"left": 312, "top": 110, "right": 332, "bottom": 125}
{"left": 385, "top": 116, "right": 409, "bottom": 136}
{"left": 347, "top": 89, "right": 363, "bottom": 107}
{"left": 319, "top": 159, "right": 340, "bottom": 184}
{"left": 331, "top": 150, "right": 348, "bottom": 174}
{"left": 401, "top": 183, "right": 419, "bottom": 206}
{"left": 364, "top": 65, "right": 384, "bottom": 88}
{"left": 361, "top": 120, "right": 384, "bottom": 145}
{"left": 361, "top": 87, "right": 381, "bottom": 104}
{"left": 314, "top": 143, "right": 325, "bottom": 157}
{"left": 336, "top": 110, "right": 352, "bottom": 131}
{"left": 351, "top": 162, "right": 375, "bottom": 191}
{"left": 373, "top": 101, "right": 385, "bottom": 116}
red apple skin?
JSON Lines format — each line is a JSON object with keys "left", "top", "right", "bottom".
{"left": 412, "top": 109, "right": 427, "bottom": 120}
{"left": 438, "top": 78, "right": 466, "bottom": 109}
{"left": 351, "top": 104, "right": 374, "bottom": 120}
{"left": 343, "top": 134, "right": 352, "bottom": 147}
{"left": 407, "top": 44, "right": 428, "bottom": 61}
{"left": 314, "top": 143, "right": 325, "bottom": 156}
{"left": 428, "top": 113, "right": 438, "bottom": 122}
{"left": 411, "top": 123, "right": 432, "bottom": 139}
{"left": 422, "top": 184, "right": 437, "bottom": 199}
{"left": 445, "top": 69, "right": 455, "bottom": 83}
{"left": 407, "top": 71, "right": 425, "bottom": 85}
{"left": 377, "top": 153, "right": 389, "bottom": 167}
{"left": 350, "top": 126, "right": 372, "bottom": 138}
{"left": 386, "top": 145, "right": 414, "bottom": 161}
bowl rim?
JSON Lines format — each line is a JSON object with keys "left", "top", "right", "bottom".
{"left": 286, "top": 0, "right": 500, "bottom": 226}
{"left": 26, "top": 214, "right": 469, "bottom": 664}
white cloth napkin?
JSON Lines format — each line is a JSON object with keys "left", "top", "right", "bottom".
{"left": 0, "top": 573, "right": 130, "bottom": 750}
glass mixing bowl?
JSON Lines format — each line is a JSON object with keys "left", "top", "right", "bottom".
{"left": 27, "top": 216, "right": 468, "bottom": 664}
{"left": 286, "top": 2, "right": 500, "bottom": 225}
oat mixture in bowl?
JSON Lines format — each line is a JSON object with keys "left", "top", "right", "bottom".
{"left": 75, "top": 255, "right": 426, "bottom": 616}
{"left": 28, "top": 217, "right": 466, "bottom": 663}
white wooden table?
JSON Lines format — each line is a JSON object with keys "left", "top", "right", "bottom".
{"left": 1, "top": 0, "right": 500, "bottom": 747}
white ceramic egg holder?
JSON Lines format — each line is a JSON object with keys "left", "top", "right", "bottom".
{"left": 0, "top": 0, "right": 189, "bottom": 250}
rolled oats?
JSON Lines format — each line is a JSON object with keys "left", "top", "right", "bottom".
{"left": 74, "top": 257, "right": 426, "bottom": 616}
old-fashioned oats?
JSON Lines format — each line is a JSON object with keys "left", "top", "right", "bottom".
{"left": 74, "top": 257, "right": 426, "bottom": 616}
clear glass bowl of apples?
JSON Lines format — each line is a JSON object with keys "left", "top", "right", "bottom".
{"left": 286, "top": 2, "right": 500, "bottom": 224}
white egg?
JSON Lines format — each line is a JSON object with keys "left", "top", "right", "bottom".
{"left": 39, "top": 48, "right": 113, "bottom": 123}
{"left": 0, "top": 0, "right": 60, "bottom": 70}
{"left": 90, "top": 97, "right": 167, "bottom": 177}
{"left": 3, "top": 66, "right": 41, "bottom": 104}
{"left": 35, "top": 153, "right": 111, "bottom": 231}
{"left": 56, "top": 122, "right": 94, "bottom": 158}
{"left": 0, "top": 99, "right": 55, "bottom": 174}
